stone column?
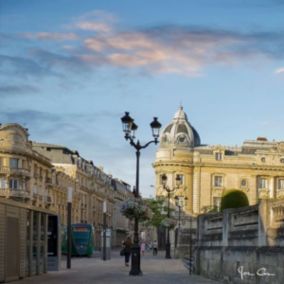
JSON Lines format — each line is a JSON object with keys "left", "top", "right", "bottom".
{"left": 192, "top": 167, "right": 201, "bottom": 214}
{"left": 222, "top": 210, "right": 229, "bottom": 247}
{"left": 258, "top": 200, "right": 268, "bottom": 246}
{"left": 270, "top": 176, "right": 276, "bottom": 199}
{"left": 28, "top": 211, "right": 33, "bottom": 276}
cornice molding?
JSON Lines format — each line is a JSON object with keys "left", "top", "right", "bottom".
{"left": 154, "top": 160, "right": 284, "bottom": 172}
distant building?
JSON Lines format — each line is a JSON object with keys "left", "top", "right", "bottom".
{"left": 153, "top": 107, "right": 284, "bottom": 215}
{"left": 111, "top": 178, "right": 134, "bottom": 246}
{"left": 33, "top": 142, "right": 133, "bottom": 247}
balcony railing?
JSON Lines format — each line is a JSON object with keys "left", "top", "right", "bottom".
{"left": 0, "top": 166, "right": 31, "bottom": 177}
{"left": 0, "top": 188, "right": 30, "bottom": 199}
{"left": 45, "top": 195, "right": 52, "bottom": 204}
{"left": 45, "top": 177, "right": 53, "bottom": 186}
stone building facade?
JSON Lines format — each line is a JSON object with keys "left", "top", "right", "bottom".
{"left": 0, "top": 124, "right": 53, "bottom": 208}
{"left": 0, "top": 123, "right": 133, "bottom": 248}
{"left": 153, "top": 107, "right": 284, "bottom": 215}
{"left": 196, "top": 199, "right": 284, "bottom": 283}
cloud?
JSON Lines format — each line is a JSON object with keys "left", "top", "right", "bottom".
{"left": 2, "top": 16, "right": 284, "bottom": 77}
{"left": 0, "top": 85, "right": 39, "bottom": 96}
{"left": 275, "top": 67, "right": 284, "bottom": 74}
{"left": 0, "top": 54, "right": 57, "bottom": 78}
{"left": 0, "top": 109, "right": 120, "bottom": 133}
{"left": 30, "top": 48, "right": 91, "bottom": 73}
{"left": 74, "top": 10, "right": 117, "bottom": 25}
{"left": 79, "top": 26, "right": 284, "bottom": 75}
{"left": 71, "top": 10, "right": 116, "bottom": 34}
{"left": 0, "top": 50, "right": 90, "bottom": 81}
{"left": 0, "top": 110, "right": 60, "bottom": 124}
{"left": 74, "top": 22, "right": 112, "bottom": 33}
{"left": 23, "top": 32, "right": 78, "bottom": 41}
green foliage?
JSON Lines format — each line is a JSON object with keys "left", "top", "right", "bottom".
{"left": 220, "top": 189, "right": 249, "bottom": 211}
{"left": 143, "top": 197, "right": 169, "bottom": 228}
{"left": 201, "top": 205, "right": 219, "bottom": 213}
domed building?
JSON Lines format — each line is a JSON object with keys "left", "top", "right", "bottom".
{"left": 153, "top": 107, "right": 284, "bottom": 215}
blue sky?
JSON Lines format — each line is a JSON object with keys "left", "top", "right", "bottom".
{"left": 1, "top": 0, "right": 284, "bottom": 197}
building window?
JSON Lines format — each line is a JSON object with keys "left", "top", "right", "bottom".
{"left": 0, "top": 178, "right": 7, "bottom": 189}
{"left": 240, "top": 179, "right": 248, "bottom": 188}
{"left": 280, "top": 158, "right": 284, "bottom": 164}
{"left": 10, "top": 158, "right": 19, "bottom": 169}
{"left": 9, "top": 178, "right": 18, "bottom": 189}
{"left": 261, "top": 157, "right": 266, "bottom": 163}
{"left": 278, "top": 178, "right": 284, "bottom": 190}
{"left": 258, "top": 178, "right": 267, "bottom": 189}
{"left": 214, "top": 176, "right": 223, "bottom": 187}
{"left": 215, "top": 152, "right": 223, "bottom": 161}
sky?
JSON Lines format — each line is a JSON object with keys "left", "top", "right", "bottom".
{"left": 0, "top": 0, "right": 284, "bottom": 197}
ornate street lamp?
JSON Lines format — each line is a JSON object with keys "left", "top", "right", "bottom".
{"left": 161, "top": 174, "right": 182, "bottom": 259}
{"left": 175, "top": 196, "right": 188, "bottom": 231}
{"left": 174, "top": 195, "right": 188, "bottom": 254}
{"left": 121, "top": 112, "right": 162, "bottom": 276}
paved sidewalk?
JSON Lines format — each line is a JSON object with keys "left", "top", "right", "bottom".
{"left": 14, "top": 251, "right": 220, "bottom": 284}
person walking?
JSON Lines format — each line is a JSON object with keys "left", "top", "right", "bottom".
{"left": 122, "top": 237, "right": 132, "bottom": 266}
{"left": 152, "top": 240, "right": 158, "bottom": 256}
{"left": 140, "top": 240, "right": 146, "bottom": 256}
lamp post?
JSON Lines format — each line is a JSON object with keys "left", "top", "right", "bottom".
{"left": 67, "top": 186, "right": 73, "bottom": 269}
{"left": 121, "top": 112, "right": 161, "bottom": 276}
{"left": 189, "top": 215, "right": 193, "bottom": 275}
{"left": 174, "top": 196, "right": 188, "bottom": 254}
{"left": 161, "top": 174, "right": 182, "bottom": 259}
{"left": 102, "top": 200, "right": 107, "bottom": 261}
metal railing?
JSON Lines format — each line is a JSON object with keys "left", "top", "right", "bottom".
{"left": 0, "top": 166, "right": 30, "bottom": 177}
{"left": 0, "top": 188, "right": 30, "bottom": 198}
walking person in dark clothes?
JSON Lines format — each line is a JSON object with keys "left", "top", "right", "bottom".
{"left": 122, "top": 236, "right": 132, "bottom": 266}
{"left": 152, "top": 240, "right": 158, "bottom": 256}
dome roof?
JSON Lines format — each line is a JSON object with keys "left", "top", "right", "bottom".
{"left": 159, "top": 107, "right": 201, "bottom": 148}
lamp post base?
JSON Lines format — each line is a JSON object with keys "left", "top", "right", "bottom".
{"left": 129, "top": 244, "right": 142, "bottom": 276}
{"left": 165, "top": 242, "right": 171, "bottom": 259}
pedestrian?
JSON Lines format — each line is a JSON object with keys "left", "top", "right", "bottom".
{"left": 122, "top": 236, "right": 132, "bottom": 266}
{"left": 152, "top": 240, "right": 158, "bottom": 256}
{"left": 140, "top": 240, "right": 146, "bottom": 256}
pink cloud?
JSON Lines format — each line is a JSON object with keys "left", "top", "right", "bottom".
{"left": 23, "top": 32, "right": 78, "bottom": 41}
{"left": 275, "top": 67, "right": 284, "bottom": 74}
{"left": 74, "top": 21, "right": 112, "bottom": 33}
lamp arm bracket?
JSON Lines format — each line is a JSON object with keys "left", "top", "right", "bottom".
{"left": 128, "top": 138, "right": 157, "bottom": 150}
{"left": 140, "top": 140, "right": 156, "bottom": 149}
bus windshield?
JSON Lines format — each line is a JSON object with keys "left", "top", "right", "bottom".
{"left": 72, "top": 226, "right": 90, "bottom": 244}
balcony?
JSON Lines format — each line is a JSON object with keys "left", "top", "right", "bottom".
{"left": 45, "top": 177, "right": 53, "bottom": 186}
{"left": 0, "top": 188, "right": 30, "bottom": 199}
{"left": 0, "top": 166, "right": 31, "bottom": 177}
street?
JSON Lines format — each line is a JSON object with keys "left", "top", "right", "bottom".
{"left": 13, "top": 250, "right": 220, "bottom": 284}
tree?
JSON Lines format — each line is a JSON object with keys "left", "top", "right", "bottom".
{"left": 143, "top": 197, "right": 167, "bottom": 228}
{"left": 220, "top": 189, "right": 249, "bottom": 211}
